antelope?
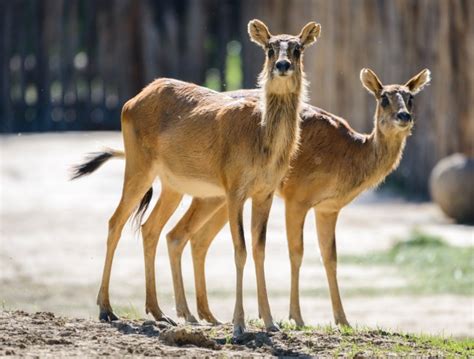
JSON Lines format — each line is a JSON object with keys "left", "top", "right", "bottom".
{"left": 72, "top": 20, "right": 321, "bottom": 335}
{"left": 160, "top": 68, "right": 432, "bottom": 326}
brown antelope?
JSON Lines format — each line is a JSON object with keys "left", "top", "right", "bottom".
{"left": 160, "top": 68, "right": 431, "bottom": 327}
{"left": 72, "top": 20, "right": 321, "bottom": 335}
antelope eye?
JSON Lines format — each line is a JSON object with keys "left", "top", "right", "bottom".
{"left": 267, "top": 48, "right": 275, "bottom": 58}
{"left": 381, "top": 95, "right": 389, "bottom": 107}
{"left": 293, "top": 47, "right": 301, "bottom": 57}
{"left": 408, "top": 95, "right": 414, "bottom": 107}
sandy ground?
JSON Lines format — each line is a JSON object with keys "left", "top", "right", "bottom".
{"left": 1, "top": 132, "right": 473, "bottom": 338}
{"left": 1, "top": 310, "right": 465, "bottom": 358}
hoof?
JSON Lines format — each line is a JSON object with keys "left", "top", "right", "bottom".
{"left": 185, "top": 314, "right": 199, "bottom": 324}
{"left": 209, "top": 318, "right": 223, "bottom": 326}
{"left": 266, "top": 323, "right": 280, "bottom": 333}
{"left": 335, "top": 315, "right": 351, "bottom": 328}
{"left": 199, "top": 312, "right": 222, "bottom": 326}
{"left": 337, "top": 321, "right": 351, "bottom": 328}
{"left": 233, "top": 324, "right": 246, "bottom": 337}
{"left": 289, "top": 313, "right": 305, "bottom": 328}
{"left": 99, "top": 309, "right": 118, "bottom": 322}
{"left": 290, "top": 318, "right": 305, "bottom": 328}
{"left": 147, "top": 306, "right": 177, "bottom": 326}
{"left": 157, "top": 314, "right": 177, "bottom": 326}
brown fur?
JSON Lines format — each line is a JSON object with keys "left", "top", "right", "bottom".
{"left": 78, "top": 20, "right": 321, "bottom": 335}
{"left": 163, "top": 68, "right": 431, "bottom": 327}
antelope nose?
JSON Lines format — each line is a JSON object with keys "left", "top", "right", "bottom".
{"left": 276, "top": 60, "right": 291, "bottom": 73}
{"left": 397, "top": 112, "right": 412, "bottom": 122}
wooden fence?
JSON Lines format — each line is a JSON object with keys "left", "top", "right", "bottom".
{"left": 1, "top": 0, "right": 472, "bottom": 194}
{"left": 0, "top": 0, "right": 242, "bottom": 132}
{"left": 239, "top": 0, "right": 473, "bottom": 193}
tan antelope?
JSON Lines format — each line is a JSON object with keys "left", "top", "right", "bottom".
{"left": 72, "top": 19, "right": 321, "bottom": 335}
{"left": 157, "top": 68, "right": 432, "bottom": 327}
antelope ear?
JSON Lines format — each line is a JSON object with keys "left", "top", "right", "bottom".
{"left": 248, "top": 19, "right": 272, "bottom": 48}
{"left": 298, "top": 22, "right": 321, "bottom": 48}
{"left": 360, "top": 68, "right": 383, "bottom": 96}
{"left": 405, "top": 69, "right": 431, "bottom": 94}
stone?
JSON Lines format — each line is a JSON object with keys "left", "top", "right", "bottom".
{"left": 430, "top": 153, "right": 474, "bottom": 224}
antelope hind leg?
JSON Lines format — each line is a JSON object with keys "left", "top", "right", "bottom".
{"left": 190, "top": 205, "right": 229, "bottom": 324}
{"left": 167, "top": 197, "right": 225, "bottom": 323}
{"left": 141, "top": 185, "right": 183, "bottom": 325}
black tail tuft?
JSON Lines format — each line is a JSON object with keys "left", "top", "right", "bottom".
{"left": 132, "top": 187, "right": 153, "bottom": 232}
{"left": 70, "top": 151, "right": 114, "bottom": 180}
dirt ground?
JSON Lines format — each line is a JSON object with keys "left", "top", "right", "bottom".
{"left": 2, "top": 310, "right": 468, "bottom": 358}
{"left": 1, "top": 132, "right": 473, "bottom": 340}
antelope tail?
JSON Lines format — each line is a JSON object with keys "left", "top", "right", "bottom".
{"left": 70, "top": 148, "right": 153, "bottom": 230}
{"left": 70, "top": 148, "right": 125, "bottom": 180}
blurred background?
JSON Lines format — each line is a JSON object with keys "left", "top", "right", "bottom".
{"left": 1, "top": 0, "right": 473, "bottom": 192}
{"left": 0, "top": 0, "right": 473, "bottom": 338}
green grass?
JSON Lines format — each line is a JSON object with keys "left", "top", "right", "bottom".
{"left": 114, "top": 303, "right": 142, "bottom": 320}
{"left": 246, "top": 318, "right": 266, "bottom": 329}
{"left": 337, "top": 329, "right": 474, "bottom": 357}
{"left": 341, "top": 230, "right": 474, "bottom": 295}
{"left": 276, "top": 319, "right": 320, "bottom": 333}
{"left": 274, "top": 320, "right": 474, "bottom": 357}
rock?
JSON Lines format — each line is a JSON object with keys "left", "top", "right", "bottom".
{"left": 430, "top": 153, "right": 474, "bottom": 224}
{"left": 160, "top": 327, "right": 219, "bottom": 350}
{"left": 232, "top": 332, "right": 272, "bottom": 348}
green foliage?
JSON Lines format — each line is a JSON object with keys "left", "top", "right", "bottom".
{"left": 246, "top": 318, "right": 265, "bottom": 329}
{"left": 270, "top": 322, "right": 474, "bottom": 357}
{"left": 276, "top": 319, "right": 317, "bottom": 333}
{"left": 204, "top": 40, "right": 242, "bottom": 91}
{"left": 342, "top": 230, "right": 474, "bottom": 295}
{"left": 332, "top": 326, "right": 473, "bottom": 357}
{"left": 204, "top": 68, "right": 221, "bottom": 91}
{"left": 224, "top": 41, "right": 242, "bottom": 91}
{"left": 390, "top": 230, "right": 445, "bottom": 250}
{"left": 114, "top": 304, "right": 141, "bottom": 320}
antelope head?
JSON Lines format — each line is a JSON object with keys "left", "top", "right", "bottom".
{"left": 248, "top": 19, "right": 321, "bottom": 95}
{"left": 361, "top": 68, "right": 431, "bottom": 135}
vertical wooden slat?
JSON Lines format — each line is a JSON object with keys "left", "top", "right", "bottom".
{"left": 84, "top": 0, "right": 96, "bottom": 129}
{"left": 216, "top": 0, "right": 231, "bottom": 90}
{"left": 60, "top": 0, "right": 79, "bottom": 131}
{"left": 97, "top": 0, "right": 116, "bottom": 129}
{"left": 35, "top": 0, "right": 49, "bottom": 131}
{"left": 0, "top": 1, "right": 13, "bottom": 132}
{"left": 139, "top": 0, "right": 160, "bottom": 84}
{"left": 17, "top": 0, "right": 28, "bottom": 132}
{"left": 182, "top": 0, "right": 208, "bottom": 85}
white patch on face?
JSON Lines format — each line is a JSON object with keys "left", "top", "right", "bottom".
{"left": 390, "top": 92, "right": 413, "bottom": 130}
{"left": 279, "top": 42, "right": 288, "bottom": 58}
{"left": 394, "top": 93, "right": 407, "bottom": 110}
{"left": 273, "top": 41, "right": 294, "bottom": 77}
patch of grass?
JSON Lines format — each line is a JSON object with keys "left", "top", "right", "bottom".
{"left": 333, "top": 327, "right": 474, "bottom": 357}
{"left": 417, "top": 333, "right": 474, "bottom": 355}
{"left": 342, "top": 230, "right": 474, "bottom": 295}
{"left": 276, "top": 319, "right": 318, "bottom": 333}
{"left": 208, "top": 327, "right": 218, "bottom": 338}
{"left": 0, "top": 300, "right": 9, "bottom": 311}
{"left": 246, "top": 318, "right": 265, "bottom": 329}
{"left": 115, "top": 304, "right": 142, "bottom": 320}
{"left": 274, "top": 322, "right": 474, "bottom": 357}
